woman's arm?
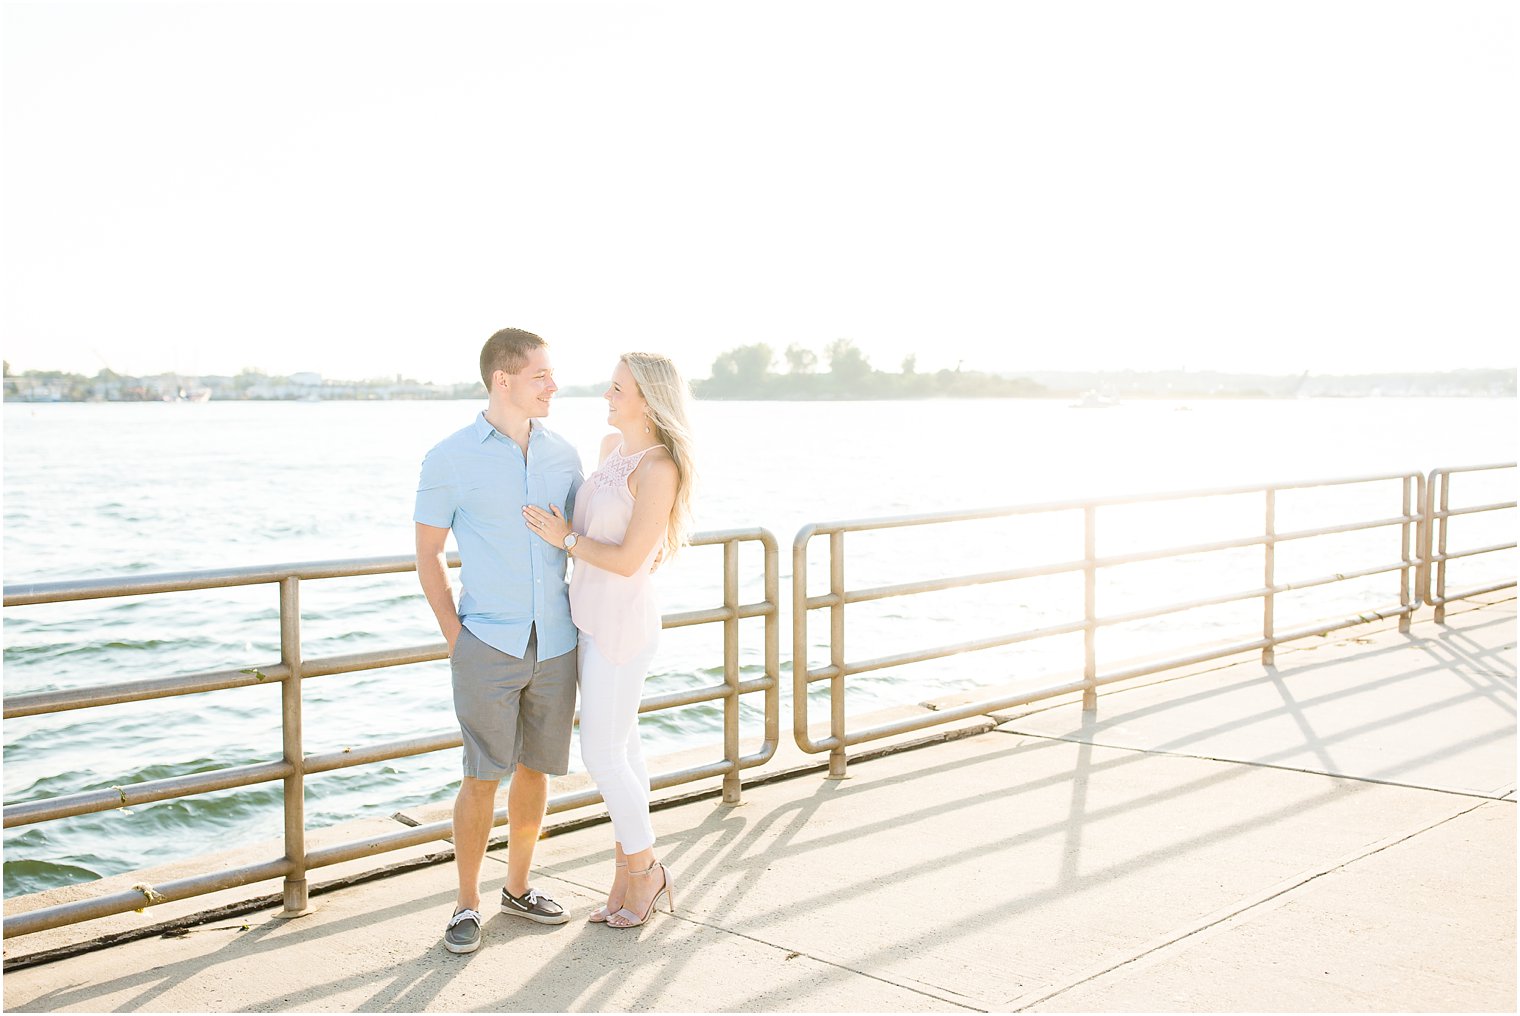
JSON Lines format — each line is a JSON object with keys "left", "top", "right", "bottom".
{"left": 523, "top": 454, "right": 677, "bottom": 577}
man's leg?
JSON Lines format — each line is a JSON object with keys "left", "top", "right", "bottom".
{"left": 454, "top": 776, "right": 501, "bottom": 910}
{"left": 504, "top": 763, "right": 547, "bottom": 898}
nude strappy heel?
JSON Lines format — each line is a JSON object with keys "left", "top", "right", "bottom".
{"left": 606, "top": 860, "right": 674, "bottom": 929}
{"left": 587, "top": 859, "right": 628, "bottom": 924}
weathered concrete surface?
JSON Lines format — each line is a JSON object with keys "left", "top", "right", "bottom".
{"left": 999, "top": 597, "right": 1515, "bottom": 798}
{"left": 3, "top": 598, "right": 1513, "bottom": 1013}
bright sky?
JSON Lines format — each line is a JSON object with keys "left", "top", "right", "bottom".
{"left": 2, "top": 1, "right": 1514, "bottom": 384}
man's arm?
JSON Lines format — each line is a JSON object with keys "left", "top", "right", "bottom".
{"left": 415, "top": 522, "right": 462, "bottom": 652}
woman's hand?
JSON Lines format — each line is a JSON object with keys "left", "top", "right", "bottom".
{"left": 522, "top": 503, "right": 573, "bottom": 549}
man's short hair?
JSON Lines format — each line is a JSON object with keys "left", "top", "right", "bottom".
{"left": 480, "top": 328, "right": 547, "bottom": 390}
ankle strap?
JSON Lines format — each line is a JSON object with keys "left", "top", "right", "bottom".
{"left": 628, "top": 859, "right": 662, "bottom": 877}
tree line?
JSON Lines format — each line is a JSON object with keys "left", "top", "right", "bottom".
{"left": 694, "top": 340, "right": 1045, "bottom": 399}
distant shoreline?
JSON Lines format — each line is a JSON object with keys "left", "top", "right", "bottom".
{"left": 4, "top": 391, "right": 1515, "bottom": 405}
{"left": 4, "top": 365, "right": 1514, "bottom": 403}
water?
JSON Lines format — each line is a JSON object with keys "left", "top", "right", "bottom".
{"left": 4, "top": 396, "right": 1515, "bottom": 896}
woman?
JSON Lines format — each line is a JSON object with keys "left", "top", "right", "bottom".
{"left": 522, "top": 352, "right": 696, "bottom": 929}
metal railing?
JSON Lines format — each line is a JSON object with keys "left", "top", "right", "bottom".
{"left": 6, "top": 463, "right": 1515, "bottom": 939}
{"left": 793, "top": 471, "right": 1433, "bottom": 778}
{"left": 1423, "top": 463, "right": 1517, "bottom": 622}
{"left": 2, "top": 528, "right": 779, "bottom": 939}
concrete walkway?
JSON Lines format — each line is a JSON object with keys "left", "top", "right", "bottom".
{"left": 4, "top": 597, "right": 1514, "bottom": 1012}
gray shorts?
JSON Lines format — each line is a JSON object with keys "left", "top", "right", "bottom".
{"left": 450, "top": 625, "right": 577, "bottom": 780}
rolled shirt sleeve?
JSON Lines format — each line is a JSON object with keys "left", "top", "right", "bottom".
{"left": 413, "top": 448, "right": 459, "bottom": 529}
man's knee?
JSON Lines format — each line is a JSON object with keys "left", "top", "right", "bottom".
{"left": 512, "top": 763, "right": 547, "bottom": 785}
{"left": 458, "top": 776, "right": 500, "bottom": 800}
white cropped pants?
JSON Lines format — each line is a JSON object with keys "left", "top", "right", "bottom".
{"left": 577, "top": 632, "right": 659, "bottom": 854}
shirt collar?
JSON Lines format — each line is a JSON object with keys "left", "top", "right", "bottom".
{"left": 473, "top": 412, "right": 539, "bottom": 444}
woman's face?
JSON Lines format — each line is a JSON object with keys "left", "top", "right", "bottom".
{"left": 604, "top": 361, "right": 648, "bottom": 431}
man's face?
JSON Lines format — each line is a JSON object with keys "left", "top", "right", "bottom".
{"left": 499, "top": 346, "right": 558, "bottom": 418}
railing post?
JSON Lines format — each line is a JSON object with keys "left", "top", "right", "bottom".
{"left": 720, "top": 539, "right": 742, "bottom": 804}
{"left": 827, "top": 530, "right": 849, "bottom": 778}
{"left": 763, "top": 531, "right": 779, "bottom": 763}
{"left": 1082, "top": 506, "right": 1097, "bottom": 712}
{"left": 1399, "top": 475, "right": 1413, "bottom": 633}
{"left": 1263, "top": 488, "right": 1276, "bottom": 665}
{"left": 1435, "top": 471, "right": 1450, "bottom": 624}
{"left": 276, "top": 576, "right": 311, "bottom": 917}
{"left": 1417, "top": 471, "right": 1434, "bottom": 607}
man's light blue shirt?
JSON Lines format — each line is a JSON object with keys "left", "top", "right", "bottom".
{"left": 414, "top": 413, "right": 583, "bottom": 661}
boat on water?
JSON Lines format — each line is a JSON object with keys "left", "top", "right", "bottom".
{"left": 162, "top": 387, "right": 212, "bottom": 403}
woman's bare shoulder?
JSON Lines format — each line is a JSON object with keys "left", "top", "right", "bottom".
{"left": 633, "top": 447, "right": 679, "bottom": 489}
{"left": 597, "top": 431, "right": 620, "bottom": 463}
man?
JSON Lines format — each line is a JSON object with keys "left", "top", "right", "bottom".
{"left": 414, "top": 327, "right": 583, "bottom": 954}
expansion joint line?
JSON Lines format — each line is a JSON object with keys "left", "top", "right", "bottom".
{"left": 1012, "top": 798, "right": 1494, "bottom": 1012}
{"left": 991, "top": 728, "right": 1516, "bottom": 802}
{"left": 674, "top": 913, "right": 990, "bottom": 1012}
{"left": 524, "top": 862, "right": 984, "bottom": 1010}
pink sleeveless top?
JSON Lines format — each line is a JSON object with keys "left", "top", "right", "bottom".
{"left": 569, "top": 444, "right": 666, "bottom": 664}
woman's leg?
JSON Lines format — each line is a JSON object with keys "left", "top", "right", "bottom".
{"left": 578, "top": 637, "right": 657, "bottom": 857}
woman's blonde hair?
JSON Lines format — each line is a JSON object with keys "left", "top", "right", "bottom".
{"left": 622, "top": 351, "right": 696, "bottom": 558}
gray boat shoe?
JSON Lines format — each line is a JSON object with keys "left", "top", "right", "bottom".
{"left": 444, "top": 907, "right": 482, "bottom": 953}
{"left": 501, "top": 886, "right": 569, "bottom": 925}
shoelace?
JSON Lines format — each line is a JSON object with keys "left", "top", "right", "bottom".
{"left": 448, "top": 908, "right": 481, "bottom": 928}
{"left": 522, "top": 889, "right": 547, "bottom": 906}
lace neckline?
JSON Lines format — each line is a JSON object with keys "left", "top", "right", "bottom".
{"left": 613, "top": 442, "right": 663, "bottom": 460}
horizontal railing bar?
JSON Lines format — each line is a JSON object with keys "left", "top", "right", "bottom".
{"left": 797, "top": 471, "right": 1422, "bottom": 538}
{"left": 4, "top": 675, "right": 779, "bottom": 822}
{"left": 1273, "top": 514, "right": 1420, "bottom": 543}
{"left": 4, "top": 527, "right": 772, "bottom": 608}
{"left": 663, "top": 601, "right": 774, "bottom": 628}
{"left": 303, "top": 734, "right": 461, "bottom": 775}
{"left": 2, "top": 664, "right": 293, "bottom": 719}
{"left": 1096, "top": 587, "right": 1270, "bottom": 627}
{"left": 822, "top": 521, "right": 1419, "bottom": 611}
{"left": 804, "top": 664, "right": 843, "bottom": 685}
{"left": 1429, "top": 581, "right": 1518, "bottom": 606}
{"left": 638, "top": 676, "right": 773, "bottom": 713}
{"left": 812, "top": 602, "right": 1423, "bottom": 756}
{"left": 1274, "top": 560, "right": 1413, "bottom": 592}
{"left": 2, "top": 554, "right": 463, "bottom": 607}
{"left": 837, "top": 678, "right": 1092, "bottom": 747}
{"left": 1087, "top": 534, "right": 1266, "bottom": 568}
{"left": 1096, "top": 516, "right": 1416, "bottom": 570}
{"left": 832, "top": 559, "right": 1089, "bottom": 607}
{"left": 1431, "top": 462, "right": 1517, "bottom": 477}
{"left": 4, "top": 761, "right": 294, "bottom": 828}
{"left": 301, "top": 645, "right": 445, "bottom": 678}
{"left": 5, "top": 620, "right": 771, "bottom": 720}
{"left": 841, "top": 620, "right": 1090, "bottom": 678}
{"left": 1434, "top": 501, "right": 1517, "bottom": 519}
{"left": 810, "top": 524, "right": 1417, "bottom": 615}
{"left": 1, "top": 858, "right": 293, "bottom": 939}
{"left": 1429, "top": 542, "right": 1517, "bottom": 564}
{"left": 1101, "top": 606, "right": 1418, "bottom": 686}
{"left": 817, "top": 561, "right": 1426, "bottom": 685}
{"left": 6, "top": 677, "right": 782, "bottom": 818}
{"left": 1096, "top": 558, "right": 1421, "bottom": 627}
{"left": 304, "top": 760, "right": 746, "bottom": 870}
{"left": 688, "top": 528, "right": 774, "bottom": 547}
